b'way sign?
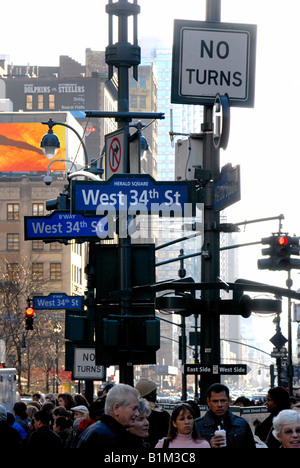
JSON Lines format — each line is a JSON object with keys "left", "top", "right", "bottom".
{"left": 171, "top": 20, "right": 257, "bottom": 107}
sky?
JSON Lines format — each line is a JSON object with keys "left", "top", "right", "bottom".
{"left": 2, "top": 0, "right": 300, "bottom": 350}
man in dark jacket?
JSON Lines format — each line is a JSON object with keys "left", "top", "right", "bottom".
{"left": 0, "top": 404, "right": 22, "bottom": 449}
{"left": 77, "top": 383, "right": 140, "bottom": 450}
{"left": 195, "top": 383, "right": 256, "bottom": 449}
{"left": 26, "top": 410, "right": 62, "bottom": 448}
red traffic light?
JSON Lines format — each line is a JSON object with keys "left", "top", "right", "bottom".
{"left": 25, "top": 307, "right": 34, "bottom": 317}
{"left": 278, "top": 236, "right": 289, "bottom": 246}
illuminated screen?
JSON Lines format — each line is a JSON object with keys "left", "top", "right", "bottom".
{"left": 0, "top": 123, "right": 66, "bottom": 172}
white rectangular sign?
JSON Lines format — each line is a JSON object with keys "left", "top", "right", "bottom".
{"left": 172, "top": 20, "right": 257, "bottom": 107}
{"left": 73, "top": 348, "right": 105, "bottom": 380}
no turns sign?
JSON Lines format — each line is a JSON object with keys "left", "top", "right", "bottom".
{"left": 171, "top": 20, "right": 257, "bottom": 107}
{"left": 73, "top": 348, "right": 105, "bottom": 380}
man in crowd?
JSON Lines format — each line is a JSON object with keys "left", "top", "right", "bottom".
{"left": 195, "top": 383, "right": 256, "bottom": 448}
{"left": 77, "top": 383, "right": 140, "bottom": 450}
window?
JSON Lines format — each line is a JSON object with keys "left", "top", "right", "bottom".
{"left": 32, "top": 262, "right": 44, "bottom": 280}
{"left": 26, "top": 95, "right": 33, "bottom": 110}
{"left": 7, "top": 263, "right": 20, "bottom": 281}
{"left": 32, "top": 240, "right": 44, "bottom": 250}
{"left": 50, "top": 263, "right": 62, "bottom": 280}
{"left": 7, "top": 233, "right": 19, "bottom": 251}
{"left": 7, "top": 203, "right": 19, "bottom": 221}
{"left": 131, "top": 77, "right": 137, "bottom": 88}
{"left": 139, "top": 77, "right": 146, "bottom": 89}
{"left": 32, "top": 203, "right": 44, "bottom": 216}
{"left": 50, "top": 242, "right": 62, "bottom": 251}
{"left": 38, "top": 94, "right": 44, "bottom": 110}
{"left": 49, "top": 94, "right": 55, "bottom": 110}
{"left": 131, "top": 96, "right": 138, "bottom": 108}
{"left": 139, "top": 96, "right": 147, "bottom": 108}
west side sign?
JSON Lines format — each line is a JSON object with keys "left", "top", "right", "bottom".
{"left": 171, "top": 20, "right": 257, "bottom": 107}
{"left": 184, "top": 363, "right": 248, "bottom": 375}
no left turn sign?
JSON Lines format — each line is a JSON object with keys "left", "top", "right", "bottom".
{"left": 105, "top": 128, "right": 126, "bottom": 179}
{"left": 109, "top": 137, "right": 122, "bottom": 173}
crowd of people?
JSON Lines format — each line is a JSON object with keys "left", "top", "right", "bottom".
{"left": 0, "top": 380, "right": 299, "bottom": 449}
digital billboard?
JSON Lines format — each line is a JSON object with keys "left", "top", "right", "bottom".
{"left": 0, "top": 122, "right": 66, "bottom": 172}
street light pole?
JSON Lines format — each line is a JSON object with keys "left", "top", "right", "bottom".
{"left": 105, "top": 0, "right": 141, "bottom": 385}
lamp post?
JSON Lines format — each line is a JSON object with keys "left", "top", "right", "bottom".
{"left": 40, "top": 118, "right": 89, "bottom": 167}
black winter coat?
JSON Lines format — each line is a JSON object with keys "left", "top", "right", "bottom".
{"left": 77, "top": 414, "right": 139, "bottom": 450}
{"left": 195, "top": 410, "right": 256, "bottom": 449}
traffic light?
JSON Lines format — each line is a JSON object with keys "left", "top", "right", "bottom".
{"left": 46, "top": 187, "right": 70, "bottom": 212}
{"left": 258, "top": 235, "right": 300, "bottom": 271}
{"left": 95, "top": 305, "right": 160, "bottom": 365}
{"left": 25, "top": 307, "right": 34, "bottom": 330}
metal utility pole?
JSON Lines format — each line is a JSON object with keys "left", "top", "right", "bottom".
{"left": 105, "top": 0, "right": 141, "bottom": 385}
{"left": 287, "top": 271, "right": 294, "bottom": 394}
{"left": 199, "top": 0, "right": 222, "bottom": 403}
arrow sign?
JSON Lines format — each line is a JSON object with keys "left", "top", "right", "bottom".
{"left": 184, "top": 363, "right": 248, "bottom": 375}
{"left": 33, "top": 293, "right": 84, "bottom": 311}
{"left": 24, "top": 211, "right": 107, "bottom": 241}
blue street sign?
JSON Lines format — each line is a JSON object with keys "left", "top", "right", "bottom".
{"left": 71, "top": 173, "right": 198, "bottom": 216}
{"left": 24, "top": 211, "right": 107, "bottom": 240}
{"left": 213, "top": 163, "right": 241, "bottom": 212}
{"left": 33, "top": 293, "right": 84, "bottom": 311}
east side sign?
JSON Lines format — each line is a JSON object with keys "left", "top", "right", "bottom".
{"left": 171, "top": 20, "right": 257, "bottom": 107}
{"left": 184, "top": 364, "right": 248, "bottom": 375}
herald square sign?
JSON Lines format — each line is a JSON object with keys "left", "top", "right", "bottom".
{"left": 171, "top": 20, "right": 257, "bottom": 107}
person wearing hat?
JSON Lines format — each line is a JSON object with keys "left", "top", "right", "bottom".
{"left": 71, "top": 405, "right": 89, "bottom": 420}
{"left": 135, "top": 377, "right": 170, "bottom": 448}
{"left": 0, "top": 404, "right": 22, "bottom": 448}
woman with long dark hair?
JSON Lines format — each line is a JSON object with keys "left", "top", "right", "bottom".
{"left": 155, "top": 403, "right": 210, "bottom": 448}
{"left": 254, "top": 386, "right": 291, "bottom": 448}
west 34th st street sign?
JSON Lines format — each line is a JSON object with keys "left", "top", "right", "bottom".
{"left": 24, "top": 211, "right": 107, "bottom": 241}
{"left": 71, "top": 173, "right": 200, "bottom": 216}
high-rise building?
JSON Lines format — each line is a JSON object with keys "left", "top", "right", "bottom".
{"left": 140, "top": 40, "right": 203, "bottom": 181}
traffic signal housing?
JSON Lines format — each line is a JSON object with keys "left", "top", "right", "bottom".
{"left": 46, "top": 186, "right": 70, "bottom": 212}
{"left": 25, "top": 307, "right": 34, "bottom": 330}
{"left": 258, "top": 235, "right": 300, "bottom": 271}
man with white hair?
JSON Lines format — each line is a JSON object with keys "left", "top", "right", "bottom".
{"left": 77, "top": 383, "right": 140, "bottom": 450}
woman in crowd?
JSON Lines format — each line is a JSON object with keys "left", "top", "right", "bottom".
{"left": 57, "top": 392, "right": 77, "bottom": 411}
{"left": 272, "top": 409, "right": 300, "bottom": 449}
{"left": 127, "top": 398, "right": 151, "bottom": 448}
{"left": 254, "top": 386, "right": 291, "bottom": 448}
{"left": 155, "top": 403, "right": 210, "bottom": 448}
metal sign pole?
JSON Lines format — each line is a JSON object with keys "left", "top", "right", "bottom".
{"left": 199, "top": 0, "right": 222, "bottom": 403}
